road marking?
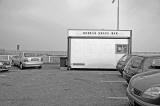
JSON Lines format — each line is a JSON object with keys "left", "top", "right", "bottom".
{"left": 107, "top": 97, "right": 128, "bottom": 100}
{"left": 101, "top": 80, "right": 126, "bottom": 83}
{"left": 99, "top": 72, "right": 120, "bottom": 75}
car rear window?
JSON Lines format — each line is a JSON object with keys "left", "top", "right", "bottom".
{"left": 24, "top": 53, "right": 38, "bottom": 57}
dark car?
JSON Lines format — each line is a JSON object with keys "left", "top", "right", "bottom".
{"left": 116, "top": 54, "right": 135, "bottom": 75}
{"left": 0, "top": 60, "right": 11, "bottom": 72}
{"left": 123, "top": 55, "right": 160, "bottom": 83}
{"left": 127, "top": 70, "right": 160, "bottom": 106}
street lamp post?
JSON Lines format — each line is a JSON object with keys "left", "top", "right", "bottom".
{"left": 112, "top": 0, "right": 120, "bottom": 30}
{"left": 117, "top": 0, "right": 119, "bottom": 30}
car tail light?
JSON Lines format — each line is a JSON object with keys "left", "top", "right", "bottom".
{"left": 142, "top": 87, "right": 160, "bottom": 99}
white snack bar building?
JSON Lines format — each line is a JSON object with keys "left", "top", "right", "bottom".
{"left": 67, "top": 29, "right": 132, "bottom": 69}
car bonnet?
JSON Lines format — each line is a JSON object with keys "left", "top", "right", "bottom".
{"left": 131, "top": 72, "right": 160, "bottom": 91}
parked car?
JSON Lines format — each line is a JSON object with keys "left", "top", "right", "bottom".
{"left": 11, "top": 52, "right": 43, "bottom": 70}
{"left": 116, "top": 54, "right": 135, "bottom": 76}
{"left": 123, "top": 55, "right": 160, "bottom": 83}
{"left": 127, "top": 70, "right": 160, "bottom": 106}
{"left": 0, "top": 60, "right": 11, "bottom": 72}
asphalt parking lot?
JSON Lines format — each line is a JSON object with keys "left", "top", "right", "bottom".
{"left": 0, "top": 64, "right": 130, "bottom": 106}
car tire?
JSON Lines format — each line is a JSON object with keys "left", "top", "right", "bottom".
{"left": 11, "top": 60, "right": 14, "bottom": 66}
{"left": 20, "top": 63, "right": 24, "bottom": 70}
{"left": 38, "top": 66, "right": 42, "bottom": 69}
{"left": 120, "top": 71, "right": 123, "bottom": 76}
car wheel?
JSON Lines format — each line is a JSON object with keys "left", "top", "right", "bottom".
{"left": 38, "top": 66, "right": 42, "bottom": 69}
{"left": 11, "top": 60, "right": 14, "bottom": 66}
{"left": 20, "top": 63, "right": 24, "bottom": 70}
{"left": 119, "top": 71, "right": 123, "bottom": 76}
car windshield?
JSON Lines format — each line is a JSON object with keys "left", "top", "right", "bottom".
{"left": 124, "top": 56, "right": 144, "bottom": 72}
{"left": 143, "top": 57, "right": 160, "bottom": 70}
{"left": 24, "top": 53, "right": 38, "bottom": 57}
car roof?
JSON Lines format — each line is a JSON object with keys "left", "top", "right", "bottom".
{"left": 126, "top": 53, "right": 160, "bottom": 58}
{"left": 131, "top": 52, "right": 160, "bottom": 57}
{"left": 133, "top": 70, "right": 160, "bottom": 78}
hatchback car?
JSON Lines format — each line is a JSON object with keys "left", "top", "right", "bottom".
{"left": 11, "top": 52, "right": 43, "bottom": 70}
{"left": 0, "top": 60, "right": 11, "bottom": 72}
{"left": 123, "top": 55, "right": 160, "bottom": 83}
{"left": 116, "top": 54, "right": 135, "bottom": 76}
{"left": 127, "top": 70, "right": 160, "bottom": 106}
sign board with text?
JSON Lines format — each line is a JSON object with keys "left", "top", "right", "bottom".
{"left": 68, "top": 30, "right": 131, "bottom": 38}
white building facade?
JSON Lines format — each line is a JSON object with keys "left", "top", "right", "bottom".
{"left": 67, "top": 29, "right": 132, "bottom": 69}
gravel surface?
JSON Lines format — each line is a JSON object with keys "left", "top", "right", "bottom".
{"left": 0, "top": 64, "right": 130, "bottom": 106}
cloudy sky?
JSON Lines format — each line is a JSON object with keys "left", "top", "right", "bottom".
{"left": 0, "top": 0, "right": 160, "bottom": 52}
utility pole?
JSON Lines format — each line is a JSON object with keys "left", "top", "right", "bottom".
{"left": 17, "top": 44, "right": 20, "bottom": 51}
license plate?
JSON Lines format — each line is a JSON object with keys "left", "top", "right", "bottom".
{"left": 31, "top": 58, "right": 39, "bottom": 61}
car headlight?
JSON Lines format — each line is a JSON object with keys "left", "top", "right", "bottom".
{"left": 142, "top": 87, "right": 160, "bottom": 99}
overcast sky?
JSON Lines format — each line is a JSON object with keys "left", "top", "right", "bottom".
{"left": 0, "top": 0, "right": 160, "bottom": 52}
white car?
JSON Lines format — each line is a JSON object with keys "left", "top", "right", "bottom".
{"left": 11, "top": 52, "right": 43, "bottom": 70}
{"left": 0, "top": 60, "right": 11, "bottom": 72}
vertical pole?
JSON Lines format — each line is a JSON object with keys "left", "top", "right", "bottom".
{"left": 117, "top": 0, "right": 119, "bottom": 30}
{"left": 8, "top": 55, "right": 10, "bottom": 61}
{"left": 17, "top": 44, "right": 20, "bottom": 51}
{"left": 49, "top": 56, "right": 51, "bottom": 63}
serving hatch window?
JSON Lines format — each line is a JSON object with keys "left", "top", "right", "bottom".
{"left": 115, "top": 44, "right": 128, "bottom": 54}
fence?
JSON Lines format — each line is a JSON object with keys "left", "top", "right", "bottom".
{"left": 0, "top": 55, "right": 11, "bottom": 61}
{"left": 0, "top": 50, "right": 67, "bottom": 56}
{"left": 42, "top": 56, "right": 60, "bottom": 64}
{"left": 0, "top": 55, "right": 63, "bottom": 64}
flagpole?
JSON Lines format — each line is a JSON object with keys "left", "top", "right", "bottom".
{"left": 117, "top": 0, "right": 119, "bottom": 30}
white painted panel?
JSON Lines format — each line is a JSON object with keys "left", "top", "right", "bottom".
{"left": 68, "top": 30, "right": 131, "bottom": 37}
{"left": 70, "top": 39, "right": 128, "bottom": 69}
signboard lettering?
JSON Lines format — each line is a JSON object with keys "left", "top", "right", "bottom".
{"left": 69, "top": 30, "right": 131, "bottom": 38}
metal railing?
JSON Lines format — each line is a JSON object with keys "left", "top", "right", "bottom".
{"left": 42, "top": 55, "right": 60, "bottom": 64}
{"left": 0, "top": 55, "right": 63, "bottom": 64}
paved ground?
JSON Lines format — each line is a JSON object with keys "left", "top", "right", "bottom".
{"left": 0, "top": 64, "right": 130, "bottom": 106}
